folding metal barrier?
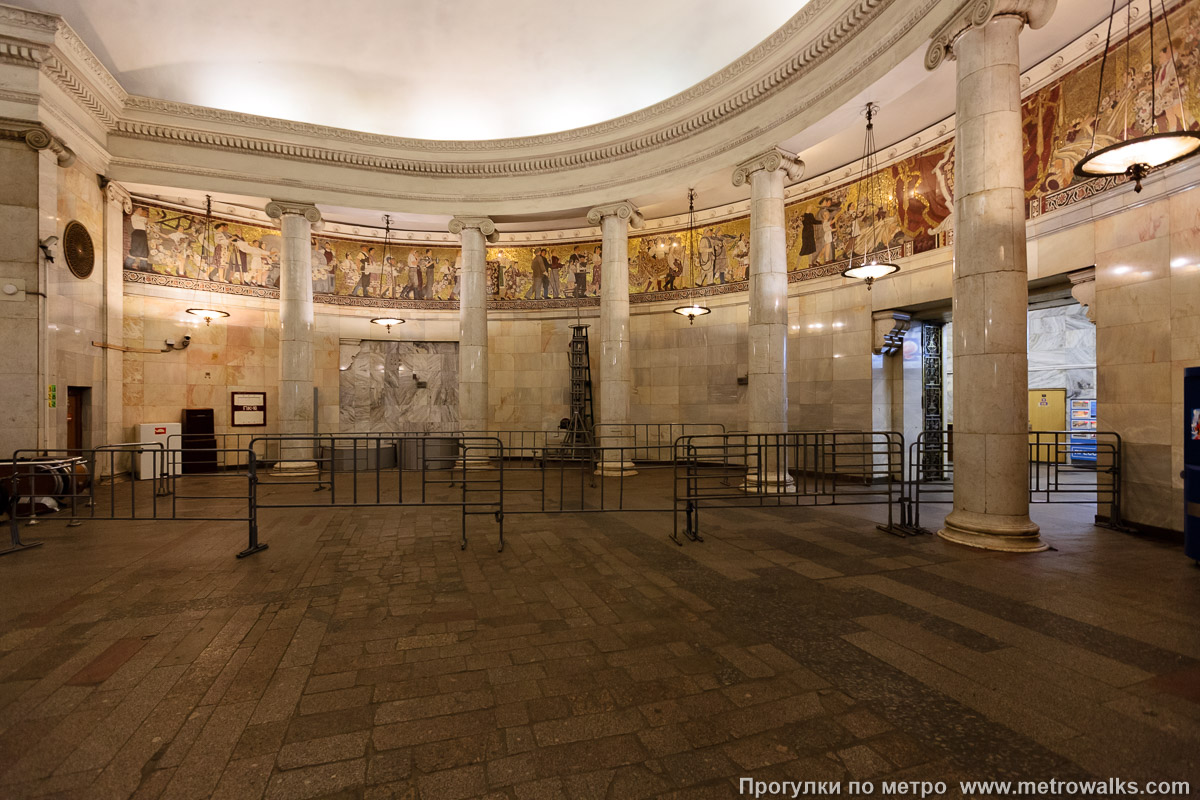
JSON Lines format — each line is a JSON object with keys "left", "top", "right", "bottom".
{"left": 671, "top": 431, "right": 906, "bottom": 545}
{"left": 245, "top": 434, "right": 504, "bottom": 556}
{"left": 4, "top": 445, "right": 255, "bottom": 556}
{"left": 905, "top": 429, "right": 1127, "bottom": 534}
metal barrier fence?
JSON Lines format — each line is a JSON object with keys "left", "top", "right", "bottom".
{"left": 672, "top": 432, "right": 906, "bottom": 544}
{"left": 245, "top": 434, "right": 504, "bottom": 555}
{"left": 163, "top": 423, "right": 726, "bottom": 472}
{"left": 4, "top": 445, "right": 254, "bottom": 556}
{"left": 902, "top": 429, "right": 1126, "bottom": 534}
{"left": 4, "top": 427, "right": 1130, "bottom": 558}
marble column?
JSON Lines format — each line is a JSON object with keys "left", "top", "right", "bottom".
{"left": 448, "top": 216, "right": 496, "bottom": 435}
{"left": 266, "top": 201, "right": 321, "bottom": 469}
{"left": 586, "top": 201, "right": 643, "bottom": 476}
{"left": 732, "top": 148, "right": 804, "bottom": 490}
{"left": 925, "top": 0, "right": 1055, "bottom": 552}
{"left": 101, "top": 180, "right": 130, "bottom": 473}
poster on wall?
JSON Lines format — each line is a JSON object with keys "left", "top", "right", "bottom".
{"left": 231, "top": 392, "right": 266, "bottom": 427}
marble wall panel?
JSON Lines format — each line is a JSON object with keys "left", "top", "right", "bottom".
{"left": 339, "top": 340, "right": 459, "bottom": 432}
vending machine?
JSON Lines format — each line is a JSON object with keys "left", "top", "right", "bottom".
{"left": 1186, "top": 367, "right": 1200, "bottom": 562}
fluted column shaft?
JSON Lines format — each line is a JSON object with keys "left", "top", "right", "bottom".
{"left": 450, "top": 217, "right": 494, "bottom": 433}
{"left": 940, "top": 14, "right": 1045, "bottom": 551}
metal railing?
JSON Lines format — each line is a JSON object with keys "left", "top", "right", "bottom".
{"left": 904, "top": 429, "right": 1126, "bottom": 533}
{"left": 4, "top": 445, "right": 255, "bottom": 556}
{"left": 672, "top": 431, "right": 906, "bottom": 544}
{"left": 245, "top": 434, "right": 504, "bottom": 555}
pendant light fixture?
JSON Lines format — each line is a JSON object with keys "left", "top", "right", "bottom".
{"left": 841, "top": 103, "right": 900, "bottom": 290}
{"left": 186, "top": 308, "right": 229, "bottom": 325}
{"left": 1074, "top": 0, "right": 1200, "bottom": 192}
{"left": 673, "top": 188, "right": 711, "bottom": 324}
{"left": 183, "top": 195, "right": 230, "bottom": 326}
{"left": 382, "top": 213, "right": 394, "bottom": 299}
{"left": 371, "top": 317, "right": 404, "bottom": 333}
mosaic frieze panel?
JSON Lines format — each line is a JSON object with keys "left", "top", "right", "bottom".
{"left": 784, "top": 141, "right": 955, "bottom": 275}
{"left": 122, "top": 0, "right": 1200, "bottom": 309}
{"left": 1025, "top": 0, "right": 1200, "bottom": 214}
{"left": 123, "top": 203, "right": 462, "bottom": 304}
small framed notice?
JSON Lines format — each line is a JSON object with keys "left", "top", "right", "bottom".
{"left": 231, "top": 391, "right": 266, "bottom": 427}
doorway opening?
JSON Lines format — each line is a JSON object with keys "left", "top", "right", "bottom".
{"left": 66, "top": 386, "right": 90, "bottom": 451}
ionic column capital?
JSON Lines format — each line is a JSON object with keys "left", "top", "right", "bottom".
{"left": 265, "top": 201, "right": 322, "bottom": 227}
{"left": 586, "top": 201, "right": 643, "bottom": 229}
{"left": 0, "top": 119, "right": 75, "bottom": 166}
{"left": 448, "top": 216, "right": 498, "bottom": 242}
{"left": 925, "top": 0, "right": 1056, "bottom": 70}
{"left": 731, "top": 147, "right": 804, "bottom": 187}
{"left": 100, "top": 177, "right": 132, "bottom": 214}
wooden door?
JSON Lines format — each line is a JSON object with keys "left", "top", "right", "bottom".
{"left": 66, "top": 387, "right": 85, "bottom": 451}
{"left": 1028, "top": 389, "right": 1066, "bottom": 463}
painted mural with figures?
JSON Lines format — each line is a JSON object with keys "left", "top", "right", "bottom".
{"left": 123, "top": 0, "right": 1200, "bottom": 307}
{"left": 122, "top": 203, "right": 462, "bottom": 307}
{"left": 783, "top": 140, "right": 955, "bottom": 281}
{"left": 1025, "top": 0, "right": 1200, "bottom": 214}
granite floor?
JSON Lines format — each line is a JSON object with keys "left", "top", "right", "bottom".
{"left": 0, "top": 476, "right": 1196, "bottom": 799}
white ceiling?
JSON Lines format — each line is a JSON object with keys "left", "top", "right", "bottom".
{"left": 60, "top": 0, "right": 1118, "bottom": 229}
{"left": 23, "top": 0, "right": 805, "bottom": 140}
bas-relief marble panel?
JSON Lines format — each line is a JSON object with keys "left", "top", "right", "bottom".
{"left": 340, "top": 341, "right": 459, "bottom": 433}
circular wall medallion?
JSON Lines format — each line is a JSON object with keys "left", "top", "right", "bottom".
{"left": 63, "top": 220, "right": 94, "bottom": 279}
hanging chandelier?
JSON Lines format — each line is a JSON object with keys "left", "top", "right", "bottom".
{"left": 673, "top": 188, "right": 711, "bottom": 324}
{"left": 186, "top": 308, "right": 229, "bottom": 325}
{"left": 841, "top": 103, "right": 899, "bottom": 289}
{"left": 1074, "top": 0, "right": 1200, "bottom": 192}
{"left": 371, "top": 317, "right": 404, "bottom": 333}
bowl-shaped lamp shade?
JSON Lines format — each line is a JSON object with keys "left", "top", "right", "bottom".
{"left": 1073, "top": 131, "right": 1200, "bottom": 192}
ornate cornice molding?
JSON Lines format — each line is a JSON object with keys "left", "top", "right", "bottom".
{"left": 925, "top": 0, "right": 1057, "bottom": 70}
{"left": 106, "top": 0, "right": 896, "bottom": 182}
{"left": 0, "top": 116, "right": 74, "bottom": 165}
{"left": 731, "top": 147, "right": 805, "bottom": 186}
{"left": 586, "top": 201, "right": 644, "bottom": 229}
{"left": 0, "top": 5, "right": 58, "bottom": 32}
{"left": 265, "top": 201, "right": 322, "bottom": 226}
{"left": 120, "top": 0, "right": 845, "bottom": 155}
{"left": 448, "top": 216, "right": 498, "bottom": 242}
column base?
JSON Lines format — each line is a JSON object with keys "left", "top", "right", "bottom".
{"left": 594, "top": 461, "right": 637, "bottom": 477}
{"left": 272, "top": 460, "right": 320, "bottom": 477}
{"left": 740, "top": 470, "right": 796, "bottom": 494}
{"left": 938, "top": 510, "right": 1047, "bottom": 553}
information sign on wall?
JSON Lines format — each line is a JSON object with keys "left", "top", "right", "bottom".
{"left": 231, "top": 392, "right": 266, "bottom": 427}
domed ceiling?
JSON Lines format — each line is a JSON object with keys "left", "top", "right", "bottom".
{"left": 18, "top": 0, "right": 805, "bottom": 140}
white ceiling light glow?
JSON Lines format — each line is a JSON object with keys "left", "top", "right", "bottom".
{"left": 24, "top": 0, "right": 805, "bottom": 141}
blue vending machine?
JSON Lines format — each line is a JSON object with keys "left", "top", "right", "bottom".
{"left": 1186, "top": 367, "right": 1200, "bottom": 562}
